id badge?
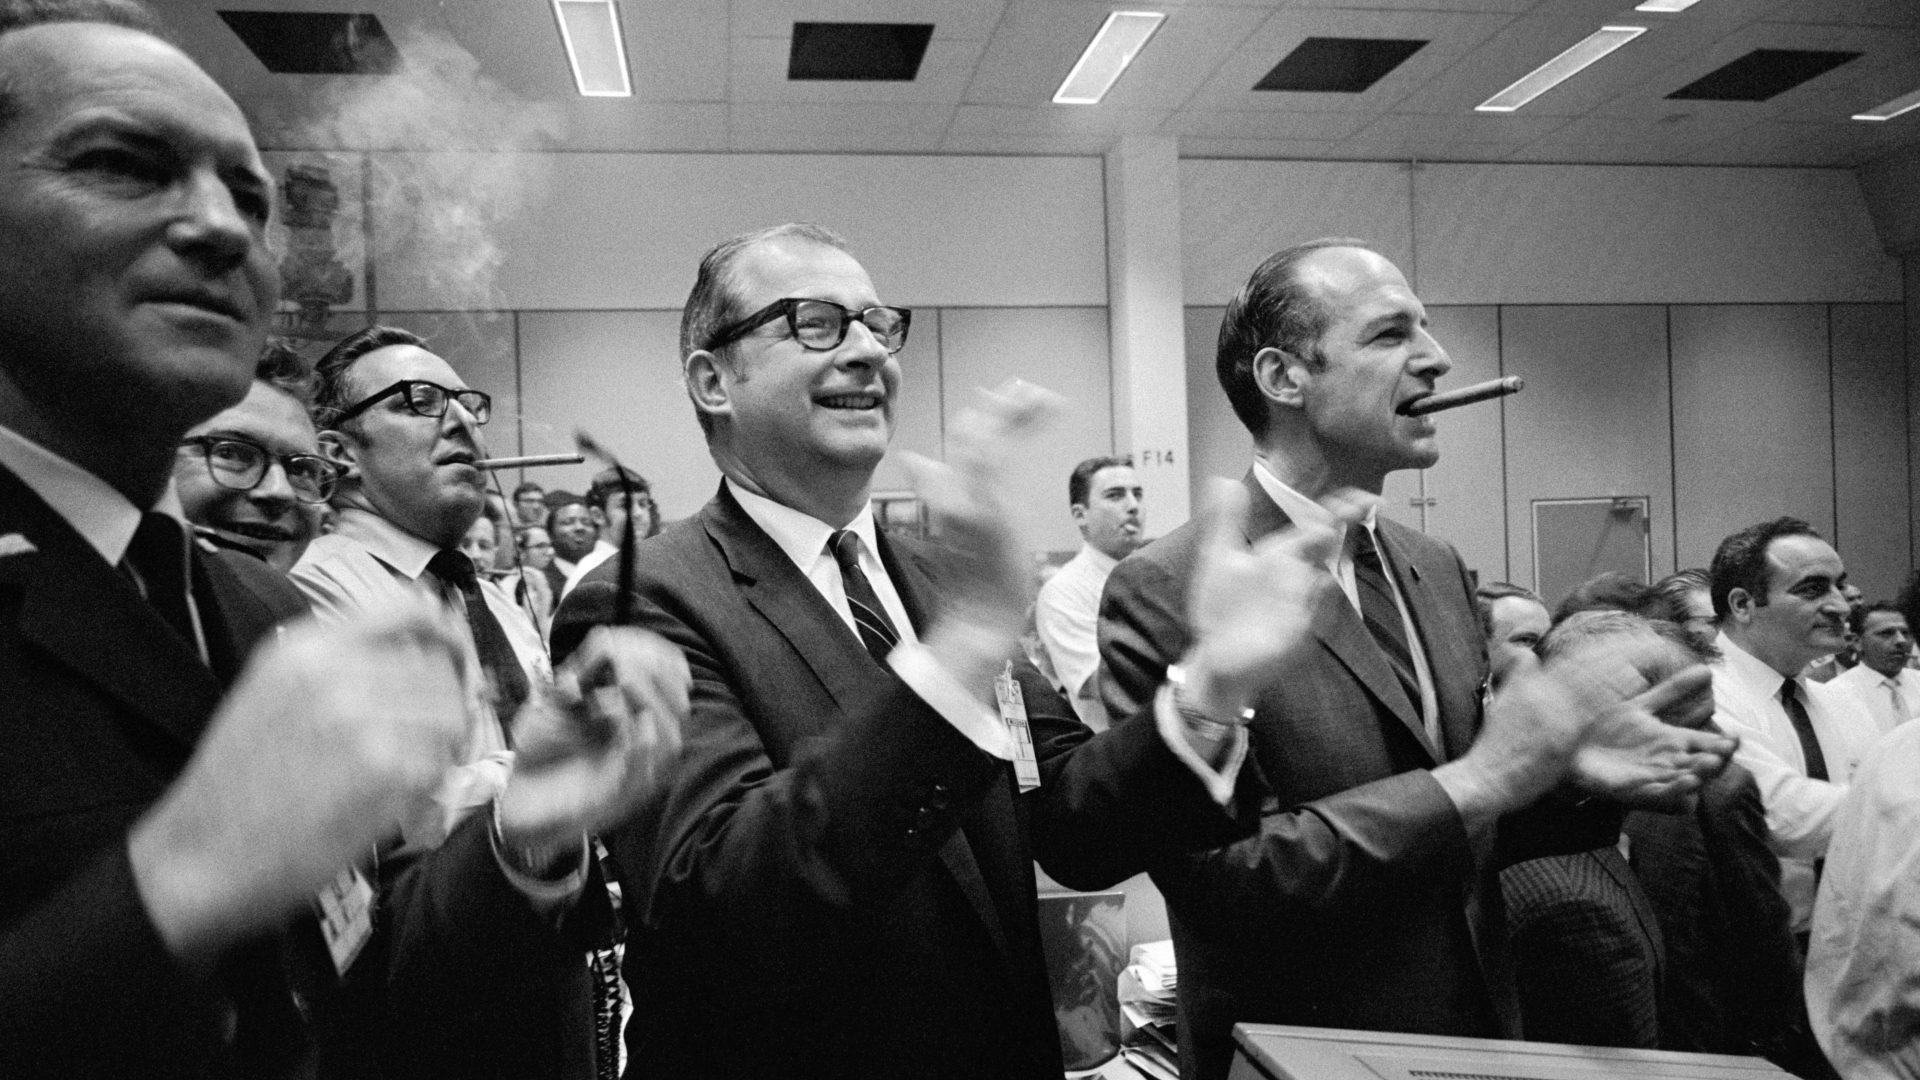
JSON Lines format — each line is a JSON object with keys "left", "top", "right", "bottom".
{"left": 316, "top": 866, "right": 375, "bottom": 976}
{"left": 996, "top": 661, "right": 1042, "bottom": 793}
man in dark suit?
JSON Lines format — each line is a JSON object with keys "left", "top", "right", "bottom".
{"left": 0, "top": 7, "right": 686, "bottom": 1077}
{"left": 550, "top": 222, "right": 1386, "bottom": 1079}
{"left": 1098, "top": 238, "right": 1736, "bottom": 1079}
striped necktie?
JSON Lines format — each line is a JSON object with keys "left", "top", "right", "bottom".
{"left": 1347, "top": 525, "right": 1421, "bottom": 717}
{"left": 829, "top": 530, "right": 900, "bottom": 665}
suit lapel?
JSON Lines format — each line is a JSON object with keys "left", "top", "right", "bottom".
{"left": 0, "top": 467, "right": 221, "bottom": 751}
{"left": 1240, "top": 474, "right": 1437, "bottom": 762}
{"left": 703, "top": 486, "right": 873, "bottom": 715}
{"left": 1376, "top": 518, "right": 1482, "bottom": 761}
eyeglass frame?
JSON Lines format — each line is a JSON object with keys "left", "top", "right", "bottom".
{"left": 178, "top": 435, "right": 343, "bottom": 505}
{"left": 703, "top": 297, "right": 913, "bottom": 355}
{"left": 332, "top": 379, "right": 493, "bottom": 426}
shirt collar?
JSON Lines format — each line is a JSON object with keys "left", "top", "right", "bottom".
{"left": 726, "top": 478, "right": 881, "bottom": 573}
{"left": 1717, "top": 630, "right": 1797, "bottom": 694}
{"left": 0, "top": 422, "right": 184, "bottom": 565}
{"left": 329, "top": 506, "right": 442, "bottom": 581}
{"left": 1250, "top": 458, "right": 1377, "bottom": 569}
{"left": 1075, "top": 542, "right": 1119, "bottom": 575}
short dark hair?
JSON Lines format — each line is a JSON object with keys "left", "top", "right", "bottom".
{"left": 1216, "top": 237, "right": 1371, "bottom": 438}
{"left": 1539, "top": 608, "right": 1717, "bottom": 669}
{"left": 1474, "top": 581, "right": 1542, "bottom": 637}
{"left": 586, "top": 465, "right": 649, "bottom": 511}
{"left": 312, "top": 325, "right": 426, "bottom": 429}
{"left": 1554, "top": 571, "right": 1662, "bottom": 625}
{"left": 1850, "top": 600, "right": 1905, "bottom": 638}
{"left": 1068, "top": 455, "right": 1132, "bottom": 508}
{"left": 255, "top": 338, "right": 316, "bottom": 410}
{"left": 0, "top": 1, "right": 172, "bottom": 132}
{"left": 1709, "top": 517, "right": 1821, "bottom": 620}
{"left": 512, "top": 481, "right": 544, "bottom": 501}
{"left": 1654, "top": 569, "right": 1711, "bottom": 612}
{"left": 679, "top": 222, "right": 851, "bottom": 437}
{"left": 544, "top": 493, "right": 586, "bottom": 532}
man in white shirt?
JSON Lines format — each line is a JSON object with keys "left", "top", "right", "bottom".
{"left": 293, "top": 323, "right": 688, "bottom": 1079}
{"left": 1830, "top": 602, "right": 1920, "bottom": 736}
{"left": 1706, "top": 516, "right": 1884, "bottom": 937}
{"left": 1036, "top": 455, "right": 1143, "bottom": 728}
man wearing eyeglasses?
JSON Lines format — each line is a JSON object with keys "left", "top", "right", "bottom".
{"left": 290, "top": 324, "right": 686, "bottom": 1079}
{"left": 173, "top": 341, "right": 336, "bottom": 573}
{"left": 548, "top": 222, "right": 1358, "bottom": 1079}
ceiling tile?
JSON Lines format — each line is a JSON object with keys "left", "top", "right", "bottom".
{"left": 1186, "top": 7, "right": 1515, "bottom": 113}
{"left": 731, "top": 35, "right": 987, "bottom": 103}
{"left": 1759, "top": 0, "right": 1920, "bottom": 28}
{"left": 963, "top": 2, "right": 1269, "bottom": 109}
{"left": 1349, "top": 110, "right": 1573, "bottom": 142}
{"left": 947, "top": 104, "right": 1173, "bottom": 137}
{"left": 1590, "top": 21, "right": 1906, "bottom": 118}
{"left": 1333, "top": 136, "right": 1527, "bottom": 162}
{"left": 937, "top": 131, "right": 1127, "bottom": 154}
{"left": 1177, "top": 137, "right": 1354, "bottom": 159}
{"left": 729, "top": 103, "right": 955, "bottom": 152}
{"left": 1162, "top": 109, "right": 1374, "bottom": 140}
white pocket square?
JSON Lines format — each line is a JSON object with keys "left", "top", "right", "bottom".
{"left": 0, "top": 533, "right": 38, "bottom": 557}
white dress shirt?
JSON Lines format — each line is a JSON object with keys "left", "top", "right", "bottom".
{"left": 1712, "top": 631, "right": 1883, "bottom": 930}
{"left": 1830, "top": 663, "right": 1920, "bottom": 737}
{"left": 1252, "top": 460, "right": 1441, "bottom": 751}
{"left": 1034, "top": 542, "right": 1118, "bottom": 728}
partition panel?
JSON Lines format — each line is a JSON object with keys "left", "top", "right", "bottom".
{"left": 1831, "top": 303, "right": 1910, "bottom": 599}
{"left": 1184, "top": 307, "right": 1253, "bottom": 505}
{"left": 940, "top": 307, "right": 1111, "bottom": 554}
{"left": 1501, "top": 306, "right": 1673, "bottom": 596}
{"left": 1671, "top": 305, "right": 1833, "bottom": 570}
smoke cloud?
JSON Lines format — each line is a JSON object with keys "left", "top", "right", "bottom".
{"left": 295, "top": 24, "right": 564, "bottom": 312}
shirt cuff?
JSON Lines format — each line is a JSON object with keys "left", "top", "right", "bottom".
{"left": 889, "top": 641, "right": 1016, "bottom": 760}
{"left": 1154, "top": 681, "right": 1247, "bottom": 806}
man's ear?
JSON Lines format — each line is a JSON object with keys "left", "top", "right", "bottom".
{"left": 589, "top": 506, "right": 607, "bottom": 529}
{"left": 684, "top": 350, "right": 734, "bottom": 425}
{"left": 1727, "top": 587, "right": 1755, "bottom": 624}
{"left": 1069, "top": 502, "right": 1088, "bottom": 531}
{"left": 317, "top": 430, "right": 360, "bottom": 480}
{"left": 1252, "top": 345, "right": 1309, "bottom": 410}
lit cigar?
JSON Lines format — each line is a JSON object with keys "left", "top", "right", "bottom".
{"left": 1398, "top": 376, "right": 1524, "bottom": 417}
{"left": 476, "top": 453, "right": 586, "bottom": 470}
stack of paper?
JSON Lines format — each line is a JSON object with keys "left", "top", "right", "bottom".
{"left": 1118, "top": 940, "right": 1179, "bottom": 1077}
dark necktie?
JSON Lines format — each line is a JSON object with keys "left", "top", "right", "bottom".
{"left": 1780, "top": 678, "right": 1829, "bottom": 781}
{"left": 427, "top": 549, "right": 531, "bottom": 728}
{"left": 829, "top": 530, "right": 900, "bottom": 665}
{"left": 1347, "top": 525, "right": 1421, "bottom": 715}
{"left": 123, "top": 512, "right": 195, "bottom": 647}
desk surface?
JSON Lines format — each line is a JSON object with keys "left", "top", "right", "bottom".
{"left": 1229, "top": 1024, "right": 1794, "bottom": 1080}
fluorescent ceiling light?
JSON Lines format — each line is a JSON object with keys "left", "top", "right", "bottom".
{"left": 552, "top": 0, "right": 632, "bottom": 97}
{"left": 1054, "top": 11, "right": 1166, "bottom": 105}
{"left": 1477, "top": 26, "right": 1646, "bottom": 112}
{"left": 1854, "top": 87, "right": 1920, "bottom": 121}
{"left": 1634, "top": 0, "right": 1700, "bottom": 12}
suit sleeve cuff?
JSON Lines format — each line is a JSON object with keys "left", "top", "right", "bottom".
{"left": 889, "top": 641, "right": 1016, "bottom": 760}
{"left": 1154, "top": 681, "right": 1247, "bottom": 806}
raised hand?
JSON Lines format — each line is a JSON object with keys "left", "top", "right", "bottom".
{"left": 496, "top": 625, "right": 689, "bottom": 858}
{"left": 130, "top": 602, "right": 473, "bottom": 961}
{"left": 900, "top": 379, "right": 1062, "bottom": 688}
{"left": 1176, "top": 481, "right": 1369, "bottom": 720}
{"left": 1565, "top": 663, "right": 1733, "bottom": 809}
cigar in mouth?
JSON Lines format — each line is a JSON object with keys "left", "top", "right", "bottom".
{"left": 476, "top": 453, "right": 586, "bottom": 471}
{"left": 1398, "top": 376, "right": 1524, "bottom": 417}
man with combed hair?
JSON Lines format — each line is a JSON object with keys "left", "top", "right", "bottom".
{"left": 550, "top": 222, "right": 1425, "bottom": 1079}
{"left": 1096, "top": 238, "right": 1736, "bottom": 1079}
{"left": 1707, "top": 516, "right": 1882, "bottom": 939}
{"left": 559, "top": 464, "right": 655, "bottom": 601}
{"left": 1475, "top": 581, "right": 1548, "bottom": 690}
{"left": 1036, "top": 454, "right": 1143, "bottom": 728}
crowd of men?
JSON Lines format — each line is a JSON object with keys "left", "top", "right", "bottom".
{"left": 1, "top": 2, "right": 1916, "bottom": 1079}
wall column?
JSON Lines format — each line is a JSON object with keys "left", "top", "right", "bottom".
{"left": 1105, "top": 135, "right": 1191, "bottom": 531}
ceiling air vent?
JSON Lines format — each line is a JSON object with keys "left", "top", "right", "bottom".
{"left": 1667, "top": 48, "right": 1861, "bottom": 101}
{"left": 218, "top": 11, "right": 398, "bottom": 75}
{"left": 1255, "top": 37, "right": 1427, "bottom": 93}
{"left": 788, "top": 22, "right": 934, "bottom": 81}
